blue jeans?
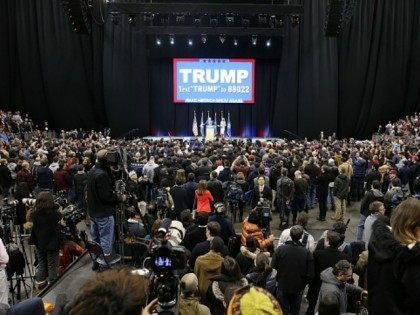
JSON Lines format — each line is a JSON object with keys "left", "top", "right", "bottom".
{"left": 90, "top": 216, "right": 115, "bottom": 255}
{"left": 276, "top": 290, "right": 304, "bottom": 315}
{"left": 306, "top": 184, "right": 316, "bottom": 208}
{"left": 327, "top": 186, "right": 335, "bottom": 210}
{"left": 356, "top": 214, "right": 367, "bottom": 241}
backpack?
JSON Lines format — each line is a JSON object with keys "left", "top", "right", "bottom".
{"left": 227, "top": 183, "right": 244, "bottom": 202}
{"left": 278, "top": 177, "right": 294, "bottom": 198}
{"left": 155, "top": 188, "right": 168, "bottom": 209}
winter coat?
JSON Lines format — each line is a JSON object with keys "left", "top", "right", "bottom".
{"left": 333, "top": 174, "right": 350, "bottom": 199}
{"left": 316, "top": 172, "right": 331, "bottom": 198}
{"left": 367, "top": 218, "right": 405, "bottom": 315}
{"left": 194, "top": 250, "right": 224, "bottom": 299}
{"left": 271, "top": 241, "right": 314, "bottom": 293}
{"left": 246, "top": 268, "right": 277, "bottom": 295}
{"left": 240, "top": 218, "right": 272, "bottom": 251}
{"left": 316, "top": 267, "right": 363, "bottom": 313}
{"left": 181, "top": 225, "right": 207, "bottom": 252}
{"left": 207, "top": 179, "right": 224, "bottom": 203}
{"left": 352, "top": 157, "right": 366, "bottom": 178}
{"left": 359, "top": 188, "right": 384, "bottom": 217}
{"left": 36, "top": 166, "right": 53, "bottom": 189}
{"left": 235, "top": 246, "right": 260, "bottom": 275}
{"left": 208, "top": 214, "right": 235, "bottom": 245}
{"left": 179, "top": 296, "right": 210, "bottom": 315}
{"left": 206, "top": 275, "right": 248, "bottom": 315}
{"left": 0, "top": 165, "right": 12, "bottom": 188}
{"left": 392, "top": 243, "right": 420, "bottom": 315}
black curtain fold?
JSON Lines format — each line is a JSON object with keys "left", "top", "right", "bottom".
{"left": 1, "top": 0, "right": 419, "bottom": 139}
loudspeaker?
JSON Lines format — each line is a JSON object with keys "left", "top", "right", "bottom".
{"left": 62, "top": 0, "right": 91, "bottom": 34}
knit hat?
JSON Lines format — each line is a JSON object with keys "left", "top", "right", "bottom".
{"left": 180, "top": 273, "right": 198, "bottom": 294}
{"left": 227, "top": 285, "right": 282, "bottom": 315}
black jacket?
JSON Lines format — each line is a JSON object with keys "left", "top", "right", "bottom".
{"left": 252, "top": 185, "right": 272, "bottom": 208}
{"left": 207, "top": 179, "right": 224, "bottom": 203}
{"left": 367, "top": 218, "right": 405, "bottom": 315}
{"left": 208, "top": 214, "right": 235, "bottom": 245}
{"left": 316, "top": 172, "right": 331, "bottom": 198}
{"left": 359, "top": 189, "right": 384, "bottom": 217}
{"left": 170, "top": 185, "right": 188, "bottom": 214}
{"left": 32, "top": 209, "right": 63, "bottom": 251}
{"left": 86, "top": 164, "right": 119, "bottom": 218}
{"left": 0, "top": 165, "right": 12, "bottom": 188}
{"left": 333, "top": 174, "right": 350, "bottom": 199}
{"left": 271, "top": 240, "right": 314, "bottom": 293}
{"left": 181, "top": 225, "right": 207, "bottom": 252}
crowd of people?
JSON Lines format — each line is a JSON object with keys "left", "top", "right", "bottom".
{"left": 0, "top": 109, "right": 418, "bottom": 314}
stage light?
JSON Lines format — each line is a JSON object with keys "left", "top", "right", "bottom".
{"left": 210, "top": 16, "right": 218, "bottom": 27}
{"left": 156, "top": 37, "right": 162, "bottom": 46}
{"left": 241, "top": 17, "right": 250, "bottom": 28}
{"left": 258, "top": 14, "right": 268, "bottom": 26}
{"left": 111, "top": 12, "right": 120, "bottom": 25}
{"left": 233, "top": 38, "right": 238, "bottom": 46}
{"left": 169, "top": 34, "right": 175, "bottom": 45}
{"left": 176, "top": 14, "right": 185, "bottom": 24}
{"left": 188, "top": 38, "right": 193, "bottom": 46}
{"left": 128, "top": 15, "right": 136, "bottom": 25}
{"left": 193, "top": 17, "right": 201, "bottom": 27}
{"left": 219, "top": 34, "right": 226, "bottom": 44}
{"left": 291, "top": 14, "right": 300, "bottom": 26}
{"left": 201, "top": 34, "right": 207, "bottom": 44}
{"left": 266, "top": 38, "right": 271, "bottom": 47}
{"left": 251, "top": 35, "right": 257, "bottom": 46}
{"left": 225, "top": 14, "right": 234, "bottom": 26}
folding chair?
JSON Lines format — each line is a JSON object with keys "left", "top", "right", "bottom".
{"left": 85, "top": 240, "right": 111, "bottom": 270}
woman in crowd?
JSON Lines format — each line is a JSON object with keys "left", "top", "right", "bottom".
{"left": 246, "top": 252, "right": 277, "bottom": 295}
{"left": 241, "top": 210, "right": 274, "bottom": 252}
{"left": 31, "top": 191, "right": 64, "bottom": 289}
{"left": 195, "top": 180, "right": 213, "bottom": 214}
{"left": 206, "top": 256, "right": 248, "bottom": 315}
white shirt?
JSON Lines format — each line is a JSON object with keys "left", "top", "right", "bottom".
{"left": 277, "top": 228, "right": 315, "bottom": 252}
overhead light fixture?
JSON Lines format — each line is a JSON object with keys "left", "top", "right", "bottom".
{"left": 210, "top": 16, "right": 218, "bottom": 27}
{"left": 258, "top": 14, "right": 268, "bottom": 26}
{"left": 111, "top": 12, "right": 120, "bottom": 25}
{"left": 225, "top": 14, "right": 234, "bottom": 26}
{"left": 188, "top": 38, "right": 193, "bottom": 46}
{"left": 291, "top": 15, "right": 300, "bottom": 26}
{"left": 201, "top": 34, "right": 207, "bottom": 44}
{"left": 128, "top": 15, "right": 136, "bottom": 25}
{"left": 193, "top": 17, "right": 201, "bottom": 27}
{"left": 251, "top": 34, "right": 257, "bottom": 46}
{"left": 233, "top": 38, "right": 238, "bottom": 46}
{"left": 266, "top": 38, "right": 271, "bottom": 47}
{"left": 169, "top": 34, "right": 175, "bottom": 45}
{"left": 241, "top": 17, "right": 250, "bottom": 28}
{"left": 176, "top": 14, "right": 185, "bottom": 24}
{"left": 156, "top": 37, "right": 161, "bottom": 46}
{"left": 219, "top": 34, "right": 226, "bottom": 44}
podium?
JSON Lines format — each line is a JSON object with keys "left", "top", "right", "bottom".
{"left": 205, "top": 125, "right": 216, "bottom": 141}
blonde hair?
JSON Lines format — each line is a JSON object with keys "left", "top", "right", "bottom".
{"left": 196, "top": 180, "right": 207, "bottom": 195}
{"left": 391, "top": 198, "right": 420, "bottom": 245}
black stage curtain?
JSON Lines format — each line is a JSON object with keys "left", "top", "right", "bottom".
{"left": 1, "top": 0, "right": 419, "bottom": 138}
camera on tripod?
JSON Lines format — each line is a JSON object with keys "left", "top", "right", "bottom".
{"left": 150, "top": 244, "right": 186, "bottom": 314}
{"left": 61, "top": 205, "right": 86, "bottom": 237}
{"left": 0, "top": 198, "right": 18, "bottom": 220}
{"left": 255, "top": 198, "right": 271, "bottom": 235}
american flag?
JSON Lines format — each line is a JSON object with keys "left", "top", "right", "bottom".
{"left": 200, "top": 111, "right": 204, "bottom": 137}
{"left": 192, "top": 111, "right": 198, "bottom": 137}
{"left": 227, "top": 112, "right": 232, "bottom": 137}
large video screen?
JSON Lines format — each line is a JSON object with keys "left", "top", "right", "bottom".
{"left": 173, "top": 58, "right": 255, "bottom": 103}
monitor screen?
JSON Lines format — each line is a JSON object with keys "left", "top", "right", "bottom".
{"left": 173, "top": 58, "right": 255, "bottom": 103}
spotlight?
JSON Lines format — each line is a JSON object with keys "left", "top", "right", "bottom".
{"left": 219, "top": 34, "right": 226, "bottom": 44}
{"left": 176, "top": 14, "right": 185, "bottom": 24}
{"left": 291, "top": 15, "right": 300, "bottom": 26}
{"left": 193, "top": 17, "right": 201, "bottom": 27}
{"left": 210, "top": 16, "right": 218, "bottom": 27}
{"left": 258, "top": 14, "right": 268, "bottom": 25}
{"left": 201, "top": 34, "right": 207, "bottom": 44}
{"left": 169, "top": 34, "right": 175, "bottom": 45}
{"left": 156, "top": 37, "right": 161, "bottom": 45}
{"left": 111, "top": 12, "right": 120, "bottom": 25}
{"left": 241, "top": 17, "right": 250, "bottom": 28}
{"left": 233, "top": 38, "right": 238, "bottom": 46}
{"left": 266, "top": 38, "right": 271, "bottom": 47}
{"left": 128, "top": 15, "right": 136, "bottom": 25}
{"left": 225, "top": 14, "right": 234, "bottom": 26}
{"left": 251, "top": 35, "right": 257, "bottom": 46}
{"left": 188, "top": 38, "right": 193, "bottom": 46}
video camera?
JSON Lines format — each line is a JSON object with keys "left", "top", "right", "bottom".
{"left": 0, "top": 198, "right": 19, "bottom": 220}
{"left": 61, "top": 205, "right": 86, "bottom": 237}
{"left": 150, "top": 245, "right": 186, "bottom": 315}
{"left": 255, "top": 198, "right": 271, "bottom": 235}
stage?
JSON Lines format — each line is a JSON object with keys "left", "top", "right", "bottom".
{"left": 142, "top": 136, "right": 287, "bottom": 143}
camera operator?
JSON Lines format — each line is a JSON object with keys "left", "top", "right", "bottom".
{"left": 241, "top": 209, "right": 274, "bottom": 252}
{"left": 30, "top": 191, "right": 65, "bottom": 289}
{"left": 252, "top": 175, "right": 273, "bottom": 209}
{"left": 86, "top": 149, "right": 123, "bottom": 266}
